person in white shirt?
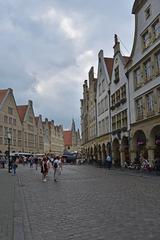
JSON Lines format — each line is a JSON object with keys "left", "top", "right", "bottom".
{"left": 53, "top": 156, "right": 59, "bottom": 182}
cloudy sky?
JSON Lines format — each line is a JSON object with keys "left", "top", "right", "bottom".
{"left": 0, "top": 0, "right": 135, "bottom": 129}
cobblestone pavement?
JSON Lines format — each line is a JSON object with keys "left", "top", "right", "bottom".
{"left": 15, "top": 164, "right": 160, "bottom": 240}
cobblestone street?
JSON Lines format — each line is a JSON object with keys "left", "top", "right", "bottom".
{"left": 10, "top": 164, "right": 159, "bottom": 240}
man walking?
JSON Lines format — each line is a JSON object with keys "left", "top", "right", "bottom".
{"left": 106, "top": 154, "right": 112, "bottom": 170}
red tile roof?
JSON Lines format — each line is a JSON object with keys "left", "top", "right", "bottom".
{"left": 63, "top": 131, "right": 72, "bottom": 146}
{"left": 104, "top": 58, "right": 114, "bottom": 79}
{"left": 0, "top": 89, "right": 8, "bottom": 104}
{"left": 17, "top": 105, "right": 28, "bottom": 122}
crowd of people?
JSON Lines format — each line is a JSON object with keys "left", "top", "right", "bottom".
{"left": 0, "top": 154, "right": 64, "bottom": 181}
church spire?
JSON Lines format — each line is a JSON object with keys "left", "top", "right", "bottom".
{"left": 71, "top": 118, "right": 76, "bottom": 132}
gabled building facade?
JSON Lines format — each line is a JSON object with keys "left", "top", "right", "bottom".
{"left": 17, "top": 100, "right": 37, "bottom": 153}
{"left": 50, "top": 120, "right": 64, "bottom": 155}
{"left": 0, "top": 88, "right": 22, "bottom": 153}
{"left": 126, "top": 0, "right": 160, "bottom": 165}
{"left": 110, "top": 35, "right": 130, "bottom": 167}
{"left": 96, "top": 50, "right": 114, "bottom": 162}
{"left": 43, "top": 118, "right": 51, "bottom": 154}
{"left": 35, "top": 115, "right": 44, "bottom": 154}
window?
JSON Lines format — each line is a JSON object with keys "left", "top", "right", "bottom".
{"left": 145, "top": 5, "right": 151, "bottom": 20}
{"left": 0, "top": 126, "right": 3, "bottom": 136}
{"left": 144, "top": 59, "right": 152, "bottom": 81}
{"left": 4, "top": 115, "right": 8, "bottom": 123}
{"left": 134, "top": 68, "right": 142, "bottom": 88}
{"left": 146, "top": 92, "right": 154, "bottom": 114}
{"left": 117, "top": 113, "right": 121, "bottom": 129}
{"left": 142, "top": 31, "right": 150, "bottom": 49}
{"left": 136, "top": 98, "right": 144, "bottom": 120}
{"left": 98, "top": 83, "right": 101, "bottom": 96}
{"left": 157, "top": 88, "right": 160, "bottom": 112}
{"left": 156, "top": 51, "right": 160, "bottom": 74}
{"left": 121, "top": 84, "right": 126, "bottom": 99}
{"left": 122, "top": 110, "right": 127, "bottom": 128}
{"left": 13, "top": 119, "right": 16, "bottom": 126}
{"left": 8, "top": 107, "right": 13, "bottom": 115}
{"left": 152, "top": 19, "right": 160, "bottom": 40}
{"left": 111, "top": 94, "right": 115, "bottom": 106}
{"left": 114, "top": 66, "right": 119, "bottom": 83}
{"left": 29, "top": 116, "right": 33, "bottom": 123}
{"left": 18, "top": 130, "right": 22, "bottom": 139}
{"left": 116, "top": 90, "right": 120, "bottom": 103}
{"left": 104, "top": 96, "right": 108, "bottom": 110}
{"left": 9, "top": 117, "right": 12, "bottom": 125}
{"left": 112, "top": 116, "right": 116, "bottom": 131}
{"left": 102, "top": 79, "right": 105, "bottom": 92}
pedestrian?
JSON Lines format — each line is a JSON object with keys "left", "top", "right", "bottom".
{"left": 34, "top": 157, "right": 38, "bottom": 170}
{"left": 41, "top": 157, "right": 48, "bottom": 182}
{"left": 106, "top": 154, "right": 112, "bottom": 170}
{"left": 53, "top": 156, "right": 59, "bottom": 182}
{"left": 12, "top": 159, "right": 18, "bottom": 175}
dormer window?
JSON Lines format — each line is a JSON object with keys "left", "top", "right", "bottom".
{"left": 145, "top": 5, "right": 151, "bottom": 20}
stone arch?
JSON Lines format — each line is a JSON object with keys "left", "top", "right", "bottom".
{"left": 112, "top": 138, "right": 121, "bottom": 167}
{"left": 149, "top": 125, "right": 160, "bottom": 159}
{"left": 132, "top": 130, "right": 148, "bottom": 159}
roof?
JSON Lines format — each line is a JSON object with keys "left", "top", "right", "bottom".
{"left": 17, "top": 105, "right": 28, "bottom": 122}
{"left": 63, "top": 131, "right": 72, "bottom": 146}
{"left": 104, "top": 57, "right": 114, "bottom": 79}
{"left": 0, "top": 89, "right": 8, "bottom": 104}
{"left": 132, "top": 0, "right": 146, "bottom": 14}
{"left": 123, "top": 56, "right": 130, "bottom": 65}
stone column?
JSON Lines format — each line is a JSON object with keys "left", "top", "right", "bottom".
{"left": 120, "top": 150, "right": 125, "bottom": 167}
{"left": 147, "top": 145, "right": 155, "bottom": 167}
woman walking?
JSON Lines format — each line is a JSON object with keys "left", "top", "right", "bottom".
{"left": 41, "top": 157, "right": 48, "bottom": 182}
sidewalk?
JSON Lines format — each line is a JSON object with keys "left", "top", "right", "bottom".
{"left": 0, "top": 168, "right": 16, "bottom": 240}
{"left": 0, "top": 167, "right": 32, "bottom": 240}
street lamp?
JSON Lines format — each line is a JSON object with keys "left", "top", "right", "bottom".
{"left": 7, "top": 132, "right": 11, "bottom": 173}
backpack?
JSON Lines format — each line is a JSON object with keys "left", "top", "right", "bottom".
{"left": 54, "top": 162, "right": 58, "bottom": 168}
